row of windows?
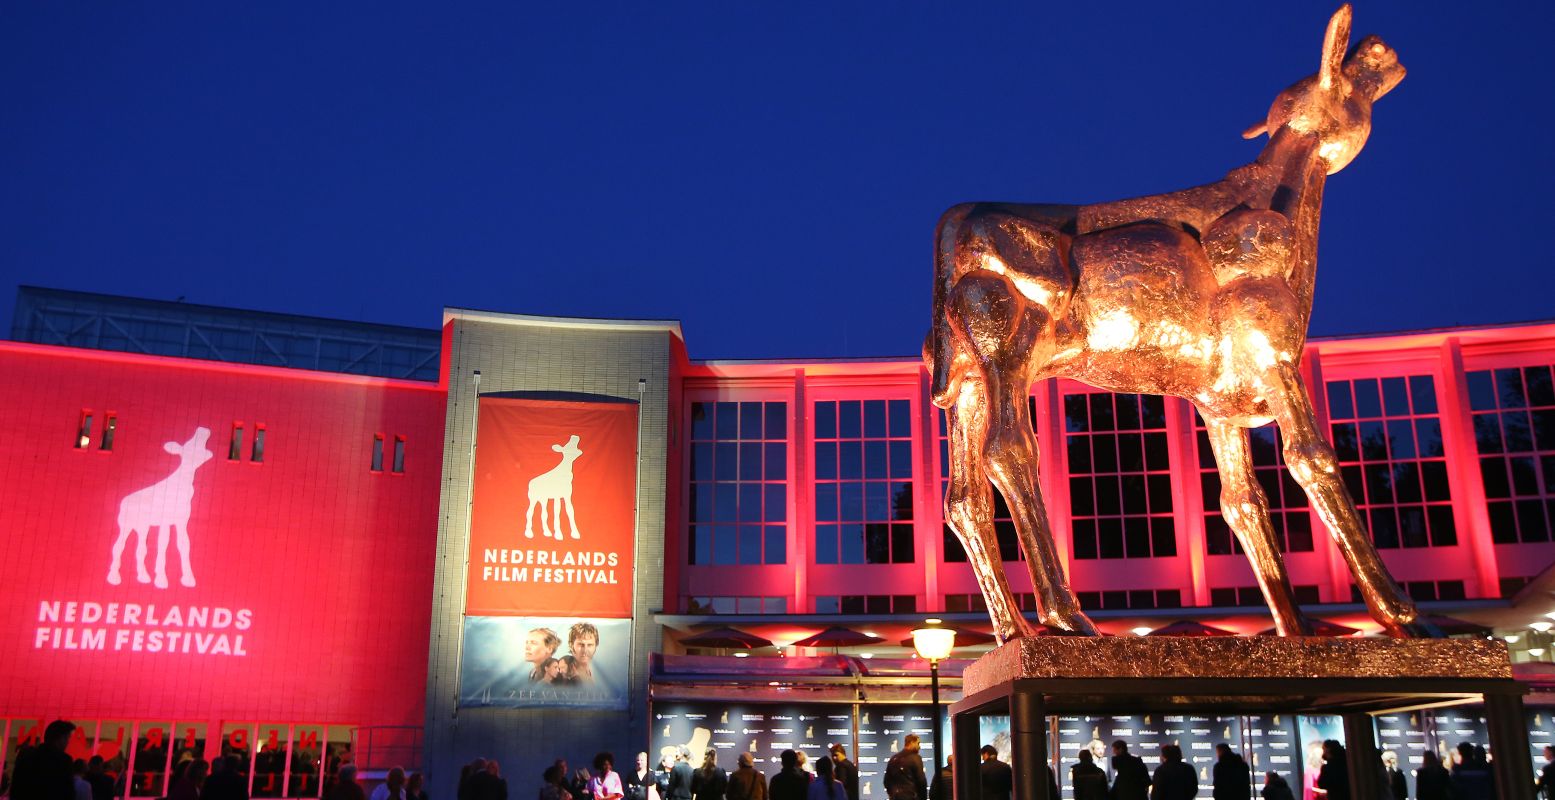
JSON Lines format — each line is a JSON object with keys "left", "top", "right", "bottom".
{"left": 0, "top": 719, "right": 354, "bottom": 800}
{"left": 1209, "top": 585, "right": 1322, "bottom": 608}
{"left": 814, "top": 595, "right": 917, "bottom": 614}
{"left": 70, "top": 413, "right": 407, "bottom": 474}
{"left": 685, "top": 364, "right": 1555, "bottom": 567}
{"left": 685, "top": 596, "right": 789, "bottom": 615}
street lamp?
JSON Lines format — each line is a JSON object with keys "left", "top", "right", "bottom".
{"left": 912, "top": 619, "right": 957, "bottom": 778}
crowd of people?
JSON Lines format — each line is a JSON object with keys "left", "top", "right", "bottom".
{"left": 4, "top": 719, "right": 1546, "bottom": 800}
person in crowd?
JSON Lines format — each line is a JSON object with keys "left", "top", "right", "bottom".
{"left": 794, "top": 753, "right": 810, "bottom": 777}
{"left": 692, "top": 749, "right": 726, "bottom": 800}
{"left": 72, "top": 760, "right": 93, "bottom": 800}
{"left": 1262, "top": 773, "right": 1295, "bottom": 800}
{"left": 590, "top": 753, "right": 624, "bottom": 800}
{"left": 525, "top": 628, "right": 562, "bottom": 682}
{"left": 1111, "top": 741, "right": 1152, "bottom": 800}
{"left": 1151, "top": 745, "right": 1197, "bottom": 800}
{"left": 883, "top": 736, "right": 926, "bottom": 800}
{"left": 1214, "top": 744, "right": 1252, "bottom": 800}
{"left": 626, "top": 753, "right": 654, "bottom": 800}
{"left": 167, "top": 760, "right": 210, "bottom": 800}
{"left": 205, "top": 755, "right": 250, "bottom": 800}
{"left": 570, "top": 623, "right": 601, "bottom": 684}
{"left": 770, "top": 751, "right": 810, "bottom": 800}
{"left": 980, "top": 745, "right": 1013, "bottom": 800}
{"left": 1314, "top": 741, "right": 1349, "bottom": 800}
{"left": 828, "top": 746, "right": 858, "bottom": 800}
{"left": 541, "top": 766, "right": 570, "bottom": 800}
{"left": 654, "top": 753, "right": 675, "bottom": 800}
{"left": 371, "top": 767, "right": 409, "bottom": 800}
{"left": 1380, "top": 752, "right": 1406, "bottom": 800}
{"left": 408, "top": 773, "right": 429, "bottom": 800}
{"left": 726, "top": 753, "right": 767, "bottom": 800}
{"left": 11, "top": 719, "right": 77, "bottom": 800}
{"left": 571, "top": 769, "right": 595, "bottom": 800}
{"left": 468, "top": 759, "right": 510, "bottom": 800}
{"left": 1449, "top": 742, "right": 1493, "bottom": 800}
{"left": 807, "top": 755, "right": 844, "bottom": 800}
{"left": 667, "top": 748, "right": 695, "bottom": 800}
{"left": 1073, "top": 749, "right": 1109, "bottom": 800}
{"left": 1412, "top": 753, "right": 1449, "bottom": 800}
{"left": 84, "top": 756, "right": 114, "bottom": 800}
{"left": 1539, "top": 746, "right": 1555, "bottom": 800}
{"left": 328, "top": 765, "right": 367, "bottom": 800}
{"left": 460, "top": 763, "right": 479, "bottom": 800}
{"left": 928, "top": 755, "right": 953, "bottom": 800}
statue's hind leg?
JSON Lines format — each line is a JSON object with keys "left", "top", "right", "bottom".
{"left": 947, "top": 268, "right": 1094, "bottom": 635}
{"left": 944, "top": 380, "right": 1036, "bottom": 644}
{"left": 1269, "top": 363, "right": 1437, "bottom": 637}
{"left": 1202, "top": 417, "right": 1312, "bottom": 636}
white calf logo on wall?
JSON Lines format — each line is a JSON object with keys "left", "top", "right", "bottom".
{"left": 107, "top": 427, "right": 213, "bottom": 589}
{"left": 525, "top": 434, "right": 582, "bottom": 540}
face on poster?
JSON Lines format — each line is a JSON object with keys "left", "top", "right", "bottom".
{"left": 465, "top": 396, "right": 638, "bottom": 618}
{"left": 460, "top": 616, "right": 630, "bottom": 709}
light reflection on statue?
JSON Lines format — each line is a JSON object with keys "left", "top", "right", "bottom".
{"left": 926, "top": 5, "right": 1434, "bottom": 640}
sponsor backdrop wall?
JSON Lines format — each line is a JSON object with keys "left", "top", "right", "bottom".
{"left": 0, "top": 344, "right": 442, "bottom": 738}
{"left": 424, "top": 311, "right": 676, "bottom": 799}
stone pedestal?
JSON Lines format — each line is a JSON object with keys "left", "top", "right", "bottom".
{"left": 949, "top": 637, "right": 1528, "bottom": 800}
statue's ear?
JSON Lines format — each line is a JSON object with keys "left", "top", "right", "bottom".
{"left": 1241, "top": 121, "right": 1268, "bottom": 140}
{"left": 1319, "top": 4, "right": 1353, "bottom": 92}
{"left": 553, "top": 444, "right": 565, "bottom": 453}
{"left": 164, "top": 442, "right": 182, "bottom": 455}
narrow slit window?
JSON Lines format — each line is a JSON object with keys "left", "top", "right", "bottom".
{"left": 371, "top": 434, "right": 384, "bottom": 472}
{"left": 391, "top": 436, "right": 405, "bottom": 474}
{"left": 251, "top": 426, "right": 266, "bottom": 463}
{"left": 229, "top": 424, "right": 244, "bottom": 461}
{"left": 100, "top": 414, "right": 117, "bottom": 451}
{"left": 76, "top": 411, "right": 93, "bottom": 449}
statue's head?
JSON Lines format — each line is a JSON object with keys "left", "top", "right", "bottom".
{"left": 1242, "top": 4, "right": 1406, "bottom": 175}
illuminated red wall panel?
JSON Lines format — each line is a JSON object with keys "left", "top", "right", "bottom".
{"left": 0, "top": 343, "right": 443, "bottom": 727}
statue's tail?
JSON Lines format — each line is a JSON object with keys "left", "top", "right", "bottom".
{"left": 928, "top": 205, "right": 974, "bottom": 409}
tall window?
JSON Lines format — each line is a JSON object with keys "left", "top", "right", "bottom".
{"left": 1326, "top": 375, "right": 1455, "bottom": 548}
{"left": 1468, "top": 365, "right": 1555, "bottom": 544}
{"left": 937, "top": 410, "right": 1021, "bottom": 563}
{"left": 688, "top": 401, "right": 788, "bottom": 565}
{"left": 1194, "top": 412, "right": 1314, "bottom": 555}
{"left": 814, "top": 399, "right": 915, "bottom": 564}
{"left": 1064, "top": 391, "right": 1176, "bottom": 559}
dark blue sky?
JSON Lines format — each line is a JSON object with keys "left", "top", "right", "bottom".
{"left": 3, "top": 2, "right": 1550, "bottom": 360}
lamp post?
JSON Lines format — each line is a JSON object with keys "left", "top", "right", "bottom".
{"left": 912, "top": 619, "right": 957, "bottom": 780}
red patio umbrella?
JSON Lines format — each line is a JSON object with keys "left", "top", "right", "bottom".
{"left": 1145, "top": 620, "right": 1236, "bottom": 637}
{"left": 791, "top": 626, "right": 886, "bottom": 649}
{"left": 679, "top": 626, "right": 773, "bottom": 649}
{"left": 1257, "top": 619, "right": 1360, "bottom": 637}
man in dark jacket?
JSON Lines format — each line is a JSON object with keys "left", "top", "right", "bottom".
{"left": 980, "top": 746, "right": 1013, "bottom": 800}
{"left": 668, "top": 749, "right": 696, "bottom": 800}
{"left": 928, "top": 755, "right": 953, "bottom": 800}
{"left": 1381, "top": 751, "right": 1407, "bottom": 800}
{"left": 1151, "top": 745, "right": 1197, "bottom": 800}
{"left": 1213, "top": 745, "right": 1252, "bottom": 800}
{"left": 768, "top": 751, "right": 808, "bottom": 800}
{"left": 10, "top": 720, "right": 76, "bottom": 800}
{"left": 884, "top": 736, "right": 927, "bottom": 800}
{"left": 830, "top": 745, "right": 859, "bottom": 800}
{"left": 727, "top": 753, "right": 767, "bottom": 800}
{"left": 1110, "top": 741, "right": 1151, "bottom": 800}
{"left": 1539, "top": 746, "right": 1555, "bottom": 800}
{"left": 1413, "top": 753, "right": 1449, "bottom": 800}
{"left": 1072, "top": 749, "right": 1109, "bottom": 800}
{"left": 1316, "top": 741, "right": 1350, "bottom": 800}
{"left": 205, "top": 755, "right": 251, "bottom": 800}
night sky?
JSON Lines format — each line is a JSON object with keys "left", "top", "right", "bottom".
{"left": 2, "top": 2, "right": 1550, "bottom": 360}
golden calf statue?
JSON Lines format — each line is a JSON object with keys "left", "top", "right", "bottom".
{"left": 926, "top": 5, "right": 1433, "bottom": 640}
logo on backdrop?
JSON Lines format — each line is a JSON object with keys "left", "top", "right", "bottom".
{"left": 525, "top": 434, "right": 584, "bottom": 540}
{"left": 33, "top": 425, "right": 253, "bottom": 657}
{"left": 107, "top": 427, "right": 212, "bottom": 589}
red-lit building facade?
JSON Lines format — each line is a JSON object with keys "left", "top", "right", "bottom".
{"left": 4, "top": 287, "right": 1555, "bottom": 800}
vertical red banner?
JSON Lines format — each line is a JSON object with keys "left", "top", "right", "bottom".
{"left": 465, "top": 396, "right": 637, "bottom": 618}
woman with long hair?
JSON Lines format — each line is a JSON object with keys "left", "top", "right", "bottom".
{"left": 807, "top": 755, "right": 843, "bottom": 800}
{"left": 690, "top": 749, "right": 726, "bottom": 800}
